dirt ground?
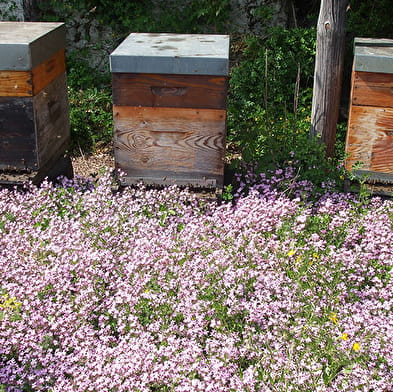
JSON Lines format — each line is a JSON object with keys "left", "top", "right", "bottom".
{"left": 71, "top": 151, "right": 115, "bottom": 178}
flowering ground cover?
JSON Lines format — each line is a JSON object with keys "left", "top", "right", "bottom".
{"left": 1, "top": 169, "right": 393, "bottom": 391}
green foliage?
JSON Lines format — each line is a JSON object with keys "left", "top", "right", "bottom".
{"left": 0, "top": 0, "right": 20, "bottom": 21}
{"left": 67, "top": 52, "right": 110, "bottom": 91}
{"left": 38, "top": 0, "right": 232, "bottom": 34}
{"left": 347, "top": 0, "right": 393, "bottom": 38}
{"left": 230, "top": 28, "right": 316, "bottom": 112}
{"left": 64, "top": 45, "right": 113, "bottom": 154}
{"left": 227, "top": 27, "right": 345, "bottom": 190}
{"left": 222, "top": 184, "right": 234, "bottom": 202}
{"left": 228, "top": 28, "right": 316, "bottom": 155}
{"left": 68, "top": 86, "right": 113, "bottom": 153}
{"left": 179, "top": 0, "right": 232, "bottom": 33}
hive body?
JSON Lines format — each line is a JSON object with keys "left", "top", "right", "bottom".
{"left": 110, "top": 33, "right": 229, "bottom": 188}
{"left": 346, "top": 38, "right": 393, "bottom": 182}
{"left": 0, "top": 22, "right": 70, "bottom": 176}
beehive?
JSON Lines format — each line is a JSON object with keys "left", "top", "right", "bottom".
{"left": 0, "top": 22, "right": 70, "bottom": 177}
{"left": 345, "top": 37, "right": 393, "bottom": 182}
{"left": 110, "top": 33, "right": 229, "bottom": 188}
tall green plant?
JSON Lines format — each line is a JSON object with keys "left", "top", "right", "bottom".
{"left": 228, "top": 28, "right": 316, "bottom": 159}
{"left": 347, "top": 0, "right": 393, "bottom": 38}
{"left": 227, "top": 27, "right": 346, "bottom": 191}
{"left": 68, "top": 86, "right": 113, "bottom": 154}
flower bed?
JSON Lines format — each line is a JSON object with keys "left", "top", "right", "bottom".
{"left": 0, "top": 170, "right": 392, "bottom": 391}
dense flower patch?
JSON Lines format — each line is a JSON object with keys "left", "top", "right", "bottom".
{"left": 1, "top": 170, "right": 393, "bottom": 391}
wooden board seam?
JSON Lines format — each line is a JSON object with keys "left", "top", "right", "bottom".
{"left": 0, "top": 49, "right": 66, "bottom": 97}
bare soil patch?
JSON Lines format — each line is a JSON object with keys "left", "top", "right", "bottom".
{"left": 71, "top": 150, "right": 115, "bottom": 178}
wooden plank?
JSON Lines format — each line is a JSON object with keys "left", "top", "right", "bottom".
{"left": 34, "top": 72, "right": 70, "bottom": 168}
{"left": 113, "top": 106, "right": 226, "bottom": 187}
{"left": 0, "top": 49, "right": 66, "bottom": 97}
{"left": 0, "top": 70, "right": 32, "bottom": 97}
{"left": 352, "top": 71, "right": 393, "bottom": 108}
{"left": 31, "top": 49, "right": 66, "bottom": 95}
{"left": 345, "top": 105, "right": 393, "bottom": 174}
{"left": 353, "top": 71, "right": 393, "bottom": 87}
{"left": 112, "top": 73, "right": 227, "bottom": 109}
{"left": 0, "top": 96, "right": 37, "bottom": 170}
{"left": 118, "top": 172, "right": 217, "bottom": 188}
{"left": 0, "top": 155, "right": 73, "bottom": 186}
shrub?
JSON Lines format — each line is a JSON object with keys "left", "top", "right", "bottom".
{"left": 227, "top": 27, "right": 346, "bottom": 192}
{"left": 64, "top": 52, "right": 113, "bottom": 154}
{"left": 68, "top": 86, "right": 113, "bottom": 154}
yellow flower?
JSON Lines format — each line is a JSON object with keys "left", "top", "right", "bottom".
{"left": 341, "top": 333, "right": 349, "bottom": 341}
{"left": 287, "top": 249, "right": 295, "bottom": 257}
{"left": 329, "top": 312, "right": 338, "bottom": 324}
{"left": 352, "top": 342, "right": 361, "bottom": 352}
{"left": 0, "top": 293, "right": 22, "bottom": 311}
{"left": 312, "top": 252, "right": 319, "bottom": 259}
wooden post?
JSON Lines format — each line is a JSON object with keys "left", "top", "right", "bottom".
{"left": 310, "top": 0, "right": 349, "bottom": 157}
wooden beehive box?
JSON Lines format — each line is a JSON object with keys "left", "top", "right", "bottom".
{"left": 345, "top": 38, "right": 393, "bottom": 183}
{"left": 0, "top": 22, "right": 70, "bottom": 178}
{"left": 110, "top": 33, "right": 229, "bottom": 188}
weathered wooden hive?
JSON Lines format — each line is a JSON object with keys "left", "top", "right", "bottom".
{"left": 110, "top": 33, "right": 229, "bottom": 188}
{"left": 345, "top": 37, "right": 393, "bottom": 183}
{"left": 0, "top": 22, "right": 70, "bottom": 183}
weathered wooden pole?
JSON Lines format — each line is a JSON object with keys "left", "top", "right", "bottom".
{"left": 310, "top": 0, "right": 349, "bottom": 157}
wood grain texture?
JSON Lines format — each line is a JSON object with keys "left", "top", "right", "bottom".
{"left": 0, "top": 96, "right": 37, "bottom": 169}
{"left": 0, "top": 71, "right": 32, "bottom": 96}
{"left": 345, "top": 105, "right": 393, "bottom": 174}
{"left": 34, "top": 72, "right": 70, "bottom": 168}
{"left": 112, "top": 73, "right": 227, "bottom": 109}
{"left": 310, "top": 0, "right": 349, "bottom": 157}
{"left": 0, "top": 73, "right": 69, "bottom": 171}
{"left": 113, "top": 106, "right": 226, "bottom": 187}
{"left": 0, "top": 49, "right": 65, "bottom": 97}
{"left": 0, "top": 155, "right": 73, "bottom": 186}
{"left": 118, "top": 175, "right": 217, "bottom": 187}
{"left": 31, "top": 49, "right": 66, "bottom": 95}
{"left": 352, "top": 71, "right": 393, "bottom": 108}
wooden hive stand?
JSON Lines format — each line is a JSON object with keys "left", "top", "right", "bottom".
{"left": 110, "top": 33, "right": 229, "bottom": 190}
{"left": 345, "top": 38, "right": 393, "bottom": 192}
{"left": 0, "top": 22, "right": 71, "bottom": 185}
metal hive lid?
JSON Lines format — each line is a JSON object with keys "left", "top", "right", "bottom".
{"left": 354, "top": 37, "right": 393, "bottom": 74}
{"left": 110, "top": 33, "right": 230, "bottom": 76}
{"left": 0, "top": 22, "right": 65, "bottom": 71}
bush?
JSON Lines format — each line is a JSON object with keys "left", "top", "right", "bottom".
{"left": 68, "top": 86, "right": 113, "bottom": 154}
{"left": 227, "top": 27, "right": 346, "bottom": 192}
{"left": 347, "top": 0, "right": 393, "bottom": 39}
{"left": 228, "top": 28, "right": 317, "bottom": 158}
{"left": 64, "top": 51, "right": 113, "bottom": 154}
